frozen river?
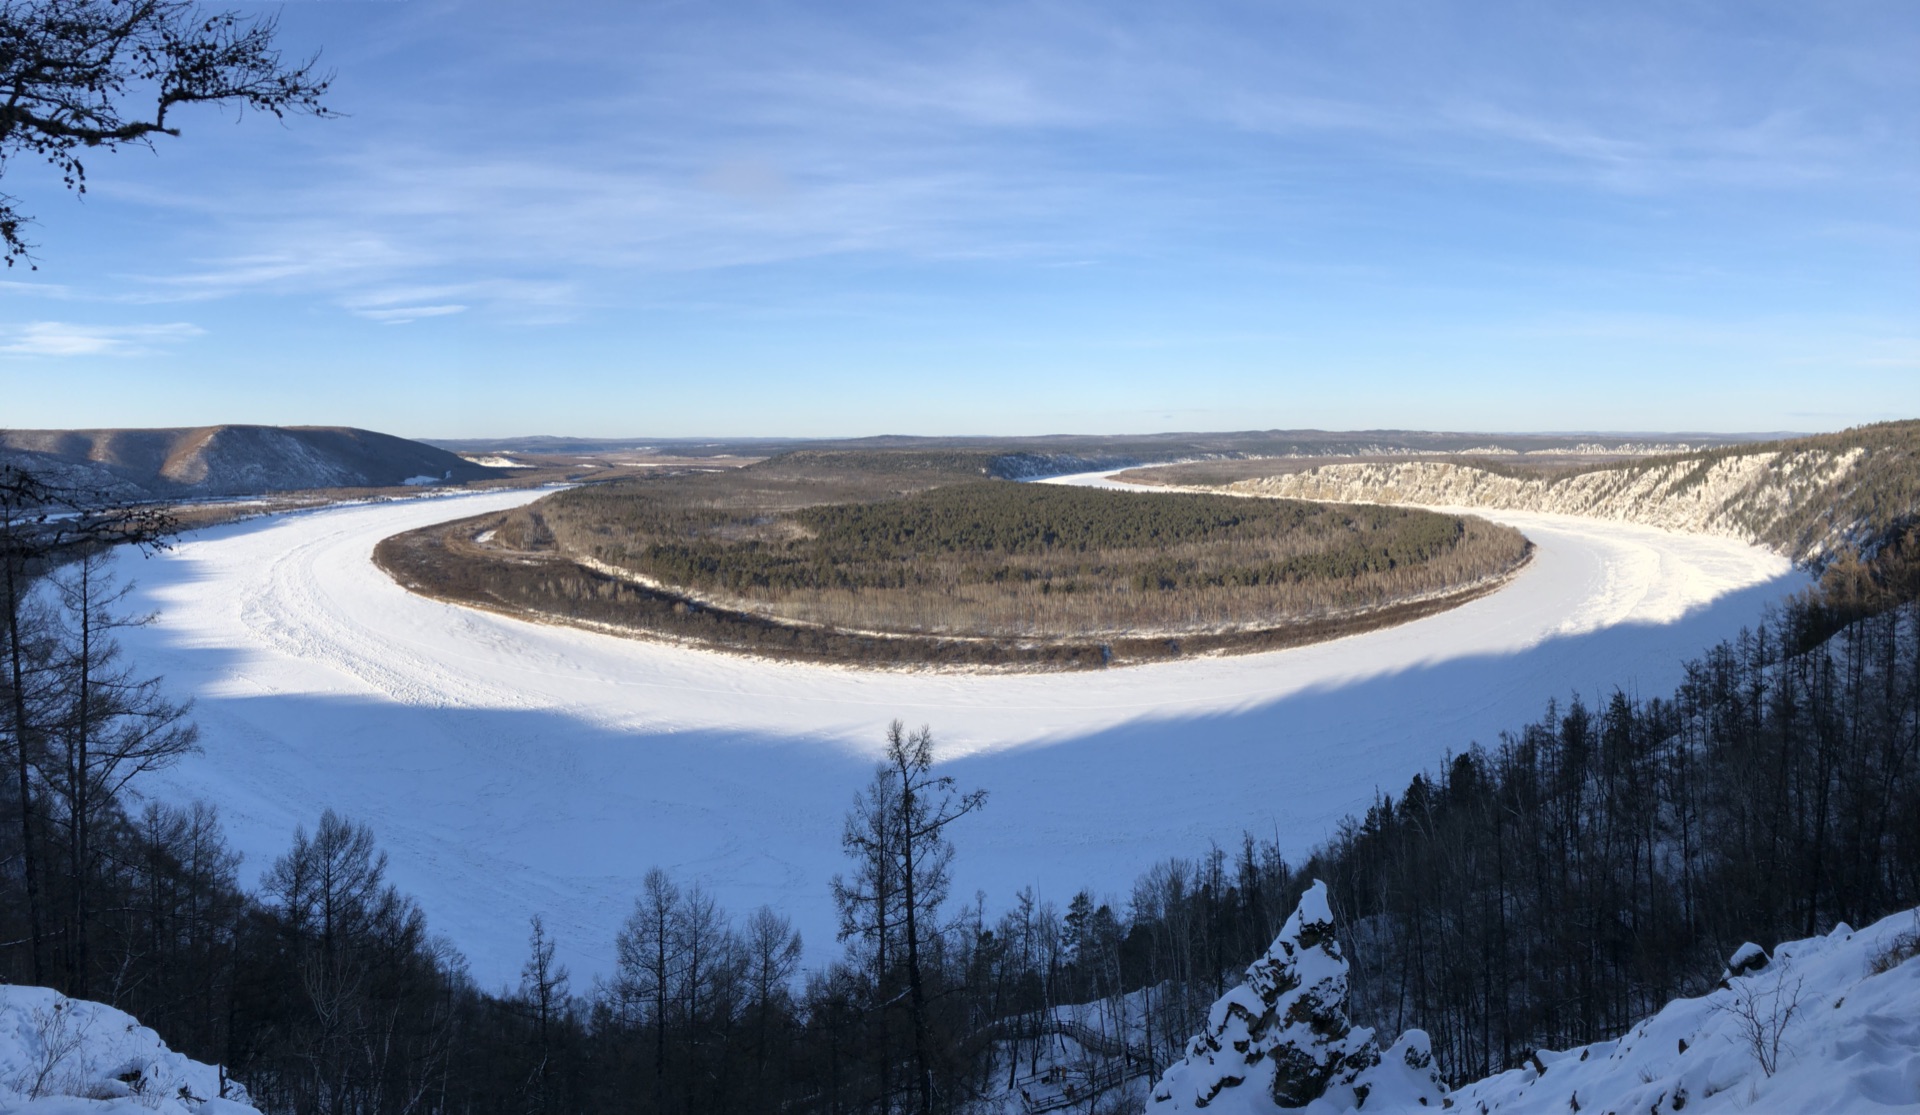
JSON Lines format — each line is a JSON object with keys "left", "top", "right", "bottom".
{"left": 116, "top": 474, "right": 1798, "bottom": 986}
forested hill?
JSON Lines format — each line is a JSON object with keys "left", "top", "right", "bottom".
{"left": 1221, "top": 420, "right": 1920, "bottom": 563}
{"left": 0, "top": 425, "right": 499, "bottom": 499}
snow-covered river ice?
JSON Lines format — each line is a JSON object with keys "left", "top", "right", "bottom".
{"left": 115, "top": 473, "right": 1798, "bottom": 986}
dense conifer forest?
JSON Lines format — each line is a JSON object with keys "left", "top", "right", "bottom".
{"left": 5, "top": 461, "right": 1918, "bottom": 1113}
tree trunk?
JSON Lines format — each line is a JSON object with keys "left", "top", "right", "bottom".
{"left": 69, "top": 555, "right": 93, "bottom": 998}
{"left": 898, "top": 766, "right": 933, "bottom": 1115}
{"left": 4, "top": 556, "right": 45, "bottom": 986}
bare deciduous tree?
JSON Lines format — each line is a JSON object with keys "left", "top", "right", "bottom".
{"left": 1, "top": 463, "right": 174, "bottom": 987}
{"left": 48, "top": 549, "right": 197, "bottom": 998}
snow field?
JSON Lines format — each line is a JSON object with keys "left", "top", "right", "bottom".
{"left": 113, "top": 477, "right": 1797, "bottom": 987}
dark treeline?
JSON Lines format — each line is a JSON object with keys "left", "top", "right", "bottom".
{"left": 5, "top": 459, "right": 1918, "bottom": 1112}
{"left": 1317, "top": 598, "right": 1920, "bottom": 1079}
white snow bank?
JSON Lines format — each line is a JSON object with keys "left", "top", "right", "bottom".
{"left": 463, "top": 455, "right": 534, "bottom": 468}
{"left": 1423, "top": 908, "right": 1920, "bottom": 1115}
{"left": 0, "top": 986, "right": 258, "bottom": 1114}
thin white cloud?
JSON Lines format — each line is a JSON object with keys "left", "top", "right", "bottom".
{"left": 339, "top": 278, "right": 580, "bottom": 325}
{"left": 0, "top": 279, "right": 80, "bottom": 299}
{"left": 0, "top": 321, "right": 205, "bottom": 357}
{"left": 351, "top": 304, "right": 468, "bottom": 325}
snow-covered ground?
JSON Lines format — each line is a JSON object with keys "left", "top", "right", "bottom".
{"left": 1427, "top": 908, "right": 1920, "bottom": 1115}
{"left": 0, "top": 986, "right": 258, "bottom": 1114}
{"left": 113, "top": 473, "right": 1798, "bottom": 987}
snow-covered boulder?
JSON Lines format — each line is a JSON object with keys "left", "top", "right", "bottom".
{"left": 1148, "top": 880, "right": 1444, "bottom": 1112}
{"left": 0, "top": 985, "right": 259, "bottom": 1114}
{"left": 1724, "top": 940, "right": 1769, "bottom": 979}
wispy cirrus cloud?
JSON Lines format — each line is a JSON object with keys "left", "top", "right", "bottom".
{"left": 338, "top": 278, "right": 579, "bottom": 325}
{"left": 43, "top": 0, "right": 1912, "bottom": 322}
{"left": 0, "top": 321, "right": 205, "bottom": 357}
{"left": 7, "top": 0, "right": 1915, "bottom": 438}
{"left": 350, "top": 304, "right": 467, "bottom": 325}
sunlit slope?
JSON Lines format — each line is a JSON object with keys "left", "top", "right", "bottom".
{"left": 1221, "top": 421, "right": 1920, "bottom": 561}
{"left": 0, "top": 425, "right": 498, "bottom": 498}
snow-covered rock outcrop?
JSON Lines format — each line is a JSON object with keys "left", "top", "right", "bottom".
{"left": 0, "top": 985, "right": 259, "bottom": 1114}
{"left": 1232, "top": 449, "right": 1868, "bottom": 559}
{"left": 1147, "top": 880, "right": 1445, "bottom": 1112}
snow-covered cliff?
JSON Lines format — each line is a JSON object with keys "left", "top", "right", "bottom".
{"left": 1230, "top": 449, "right": 1868, "bottom": 560}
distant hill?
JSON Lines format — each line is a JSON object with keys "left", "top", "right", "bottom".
{"left": 428, "top": 429, "right": 1768, "bottom": 462}
{"left": 0, "top": 425, "right": 500, "bottom": 500}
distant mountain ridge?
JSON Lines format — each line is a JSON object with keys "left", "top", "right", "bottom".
{"left": 428, "top": 429, "right": 1767, "bottom": 461}
{"left": 0, "top": 425, "right": 498, "bottom": 500}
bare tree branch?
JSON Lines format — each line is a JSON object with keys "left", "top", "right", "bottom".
{"left": 0, "top": 0, "right": 332, "bottom": 266}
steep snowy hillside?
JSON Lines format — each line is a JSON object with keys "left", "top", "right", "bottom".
{"left": 1434, "top": 910, "right": 1920, "bottom": 1115}
{"left": 1151, "top": 890, "right": 1920, "bottom": 1114}
{"left": 0, "top": 425, "right": 499, "bottom": 499}
{"left": 1232, "top": 452, "right": 1863, "bottom": 558}
{"left": 1227, "top": 422, "right": 1920, "bottom": 563}
{"left": 0, "top": 986, "right": 259, "bottom": 1114}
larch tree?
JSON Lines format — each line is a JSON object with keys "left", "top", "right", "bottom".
{"left": 50, "top": 546, "right": 198, "bottom": 998}
{"left": 613, "top": 866, "right": 685, "bottom": 1111}
{"left": 833, "top": 720, "right": 985, "bottom": 1115}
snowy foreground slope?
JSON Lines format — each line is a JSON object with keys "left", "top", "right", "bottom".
{"left": 0, "top": 986, "right": 257, "bottom": 1114}
{"left": 1151, "top": 890, "right": 1920, "bottom": 1114}
{"left": 113, "top": 477, "right": 1795, "bottom": 984}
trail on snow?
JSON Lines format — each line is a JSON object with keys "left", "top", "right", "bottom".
{"left": 116, "top": 477, "right": 1796, "bottom": 985}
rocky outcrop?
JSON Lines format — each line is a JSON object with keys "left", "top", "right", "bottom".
{"left": 1148, "top": 881, "right": 1445, "bottom": 1112}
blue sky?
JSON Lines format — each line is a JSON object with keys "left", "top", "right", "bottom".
{"left": 2, "top": 0, "right": 1915, "bottom": 438}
